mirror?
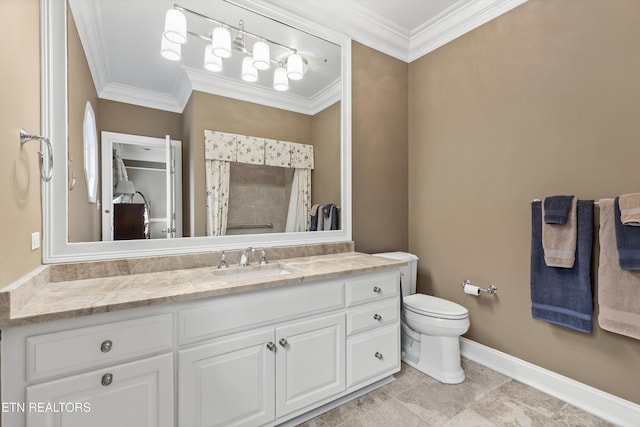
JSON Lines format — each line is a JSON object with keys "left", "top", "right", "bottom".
{"left": 42, "top": 0, "right": 351, "bottom": 263}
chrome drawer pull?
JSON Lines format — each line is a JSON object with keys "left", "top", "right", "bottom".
{"left": 266, "top": 342, "right": 276, "bottom": 352}
{"left": 374, "top": 352, "right": 383, "bottom": 360}
{"left": 373, "top": 314, "right": 382, "bottom": 321}
{"left": 373, "top": 286, "right": 381, "bottom": 293}
{"left": 100, "top": 340, "right": 113, "bottom": 353}
{"left": 279, "top": 338, "right": 288, "bottom": 348}
{"left": 101, "top": 373, "right": 113, "bottom": 386}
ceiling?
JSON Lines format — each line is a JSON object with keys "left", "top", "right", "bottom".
{"left": 69, "top": 0, "right": 527, "bottom": 115}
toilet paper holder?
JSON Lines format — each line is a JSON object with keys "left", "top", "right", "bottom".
{"left": 461, "top": 280, "right": 498, "bottom": 295}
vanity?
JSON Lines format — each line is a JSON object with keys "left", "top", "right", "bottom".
{"left": 1, "top": 252, "right": 404, "bottom": 427}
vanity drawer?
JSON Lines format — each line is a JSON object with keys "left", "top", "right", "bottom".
{"left": 345, "top": 270, "right": 399, "bottom": 307}
{"left": 346, "top": 323, "right": 400, "bottom": 387}
{"left": 346, "top": 297, "right": 399, "bottom": 336}
{"left": 26, "top": 313, "right": 173, "bottom": 381}
{"left": 178, "top": 279, "right": 344, "bottom": 344}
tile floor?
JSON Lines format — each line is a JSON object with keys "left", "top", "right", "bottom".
{"left": 300, "top": 359, "right": 615, "bottom": 427}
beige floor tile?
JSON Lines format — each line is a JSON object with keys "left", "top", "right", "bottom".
{"left": 441, "top": 408, "right": 498, "bottom": 427}
{"left": 544, "top": 404, "right": 617, "bottom": 427}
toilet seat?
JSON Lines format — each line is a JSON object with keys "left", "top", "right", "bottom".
{"left": 404, "top": 294, "right": 468, "bottom": 320}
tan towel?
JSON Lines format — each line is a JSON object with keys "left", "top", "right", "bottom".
{"left": 542, "top": 196, "right": 577, "bottom": 268}
{"left": 619, "top": 193, "right": 640, "bottom": 226}
{"left": 598, "top": 199, "right": 640, "bottom": 340}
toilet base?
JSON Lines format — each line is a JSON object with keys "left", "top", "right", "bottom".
{"left": 401, "top": 325, "right": 465, "bottom": 384}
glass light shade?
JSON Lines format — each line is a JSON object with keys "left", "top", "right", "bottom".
{"left": 160, "top": 37, "right": 181, "bottom": 61}
{"left": 287, "top": 54, "right": 304, "bottom": 80}
{"left": 204, "top": 44, "right": 223, "bottom": 72}
{"left": 163, "top": 9, "right": 187, "bottom": 44}
{"left": 273, "top": 66, "right": 289, "bottom": 91}
{"left": 241, "top": 56, "right": 258, "bottom": 82}
{"left": 212, "top": 27, "right": 232, "bottom": 58}
{"left": 252, "top": 41, "right": 270, "bottom": 70}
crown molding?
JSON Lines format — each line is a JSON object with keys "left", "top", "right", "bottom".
{"left": 98, "top": 82, "right": 185, "bottom": 113}
{"left": 409, "top": 0, "right": 529, "bottom": 62}
{"left": 185, "top": 67, "right": 335, "bottom": 115}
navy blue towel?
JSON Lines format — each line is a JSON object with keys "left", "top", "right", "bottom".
{"left": 614, "top": 198, "right": 640, "bottom": 270}
{"left": 544, "top": 195, "right": 574, "bottom": 224}
{"left": 530, "top": 200, "right": 594, "bottom": 333}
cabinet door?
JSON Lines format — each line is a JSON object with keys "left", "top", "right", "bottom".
{"left": 178, "top": 329, "right": 275, "bottom": 427}
{"left": 26, "top": 353, "right": 173, "bottom": 427}
{"left": 275, "top": 313, "right": 345, "bottom": 417}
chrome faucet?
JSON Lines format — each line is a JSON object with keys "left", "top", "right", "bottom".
{"left": 239, "top": 247, "right": 255, "bottom": 267}
{"left": 257, "top": 247, "right": 268, "bottom": 265}
{"left": 217, "top": 251, "right": 228, "bottom": 269}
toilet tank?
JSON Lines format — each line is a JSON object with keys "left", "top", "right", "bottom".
{"left": 373, "top": 252, "right": 419, "bottom": 296}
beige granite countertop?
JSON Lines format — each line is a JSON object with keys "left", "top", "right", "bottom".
{"left": 0, "top": 252, "right": 405, "bottom": 328}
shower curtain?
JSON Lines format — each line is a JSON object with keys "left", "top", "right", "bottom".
{"left": 285, "top": 168, "right": 311, "bottom": 232}
{"left": 205, "top": 159, "right": 231, "bottom": 236}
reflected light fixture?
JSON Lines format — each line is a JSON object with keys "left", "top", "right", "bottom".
{"left": 161, "top": 4, "right": 310, "bottom": 92}
{"left": 212, "top": 26, "right": 232, "bottom": 58}
{"left": 286, "top": 53, "right": 304, "bottom": 80}
{"left": 273, "top": 65, "right": 289, "bottom": 91}
{"left": 163, "top": 9, "right": 187, "bottom": 44}
{"left": 242, "top": 57, "right": 258, "bottom": 82}
{"left": 160, "top": 37, "right": 181, "bottom": 61}
{"left": 204, "top": 44, "right": 223, "bottom": 72}
{"left": 252, "top": 41, "right": 270, "bottom": 70}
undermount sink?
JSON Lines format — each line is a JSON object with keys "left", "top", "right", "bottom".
{"left": 213, "top": 263, "right": 294, "bottom": 281}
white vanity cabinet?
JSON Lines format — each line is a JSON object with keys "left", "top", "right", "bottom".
{"left": 1, "top": 266, "right": 401, "bottom": 427}
{"left": 345, "top": 271, "right": 401, "bottom": 389}
{"left": 178, "top": 313, "right": 345, "bottom": 427}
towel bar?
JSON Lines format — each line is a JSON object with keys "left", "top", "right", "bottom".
{"left": 531, "top": 198, "right": 599, "bottom": 206}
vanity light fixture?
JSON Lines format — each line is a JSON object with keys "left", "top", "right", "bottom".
{"left": 161, "top": 4, "right": 309, "bottom": 91}
{"left": 252, "top": 40, "right": 270, "bottom": 70}
{"left": 161, "top": 37, "right": 181, "bottom": 61}
{"left": 241, "top": 56, "right": 258, "bottom": 82}
{"left": 273, "top": 65, "right": 289, "bottom": 91}
{"left": 204, "top": 44, "right": 223, "bottom": 72}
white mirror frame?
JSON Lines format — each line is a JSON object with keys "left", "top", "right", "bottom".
{"left": 41, "top": 0, "right": 352, "bottom": 263}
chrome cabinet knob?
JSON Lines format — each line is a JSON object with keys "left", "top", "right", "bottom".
{"left": 266, "top": 342, "right": 276, "bottom": 352}
{"left": 101, "top": 373, "right": 113, "bottom": 386}
{"left": 373, "top": 286, "right": 381, "bottom": 293}
{"left": 100, "top": 340, "right": 113, "bottom": 353}
{"left": 279, "top": 338, "right": 288, "bottom": 347}
{"left": 373, "top": 314, "right": 382, "bottom": 321}
{"left": 374, "top": 352, "right": 383, "bottom": 360}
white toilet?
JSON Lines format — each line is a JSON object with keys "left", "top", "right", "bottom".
{"left": 374, "top": 252, "right": 470, "bottom": 384}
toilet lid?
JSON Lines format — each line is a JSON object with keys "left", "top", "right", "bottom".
{"left": 404, "top": 294, "right": 469, "bottom": 320}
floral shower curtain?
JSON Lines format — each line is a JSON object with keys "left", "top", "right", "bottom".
{"left": 285, "top": 168, "right": 311, "bottom": 232}
{"left": 205, "top": 159, "right": 231, "bottom": 236}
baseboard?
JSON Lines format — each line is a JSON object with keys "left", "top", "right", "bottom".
{"left": 460, "top": 337, "right": 640, "bottom": 427}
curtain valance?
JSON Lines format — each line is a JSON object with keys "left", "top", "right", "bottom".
{"left": 204, "top": 130, "right": 314, "bottom": 170}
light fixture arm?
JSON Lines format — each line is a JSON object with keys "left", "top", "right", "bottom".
{"left": 174, "top": 4, "right": 297, "bottom": 54}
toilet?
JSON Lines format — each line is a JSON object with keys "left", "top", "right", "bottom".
{"left": 374, "top": 252, "right": 470, "bottom": 384}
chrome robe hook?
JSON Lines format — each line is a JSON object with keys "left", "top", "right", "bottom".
{"left": 20, "top": 129, "right": 53, "bottom": 182}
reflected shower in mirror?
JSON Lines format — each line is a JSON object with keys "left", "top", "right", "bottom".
{"left": 66, "top": 0, "right": 342, "bottom": 243}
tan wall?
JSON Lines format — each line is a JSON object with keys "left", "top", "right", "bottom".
{"left": 408, "top": 0, "right": 640, "bottom": 404}
{"left": 0, "top": 0, "right": 42, "bottom": 287}
{"left": 67, "top": 7, "right": 100, "bottom": 243}
{"left": 311, "top": 102, "right": 341, "bottom": 207}
{"left": 98, "top": 99, "right": 183, "bottom": 140}
{"left": 187, "top": 91, "right": 313, "bottom": 237}
{"left": 352, "top": 42, "right": 409, "bottom": 253}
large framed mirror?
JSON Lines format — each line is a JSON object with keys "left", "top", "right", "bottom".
{"left": 41, "top": 0, "right": 351, "bottom": 263}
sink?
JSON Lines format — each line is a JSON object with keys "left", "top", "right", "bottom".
{"left": 212, "top": 263, "right": 294, "bottom": 281}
